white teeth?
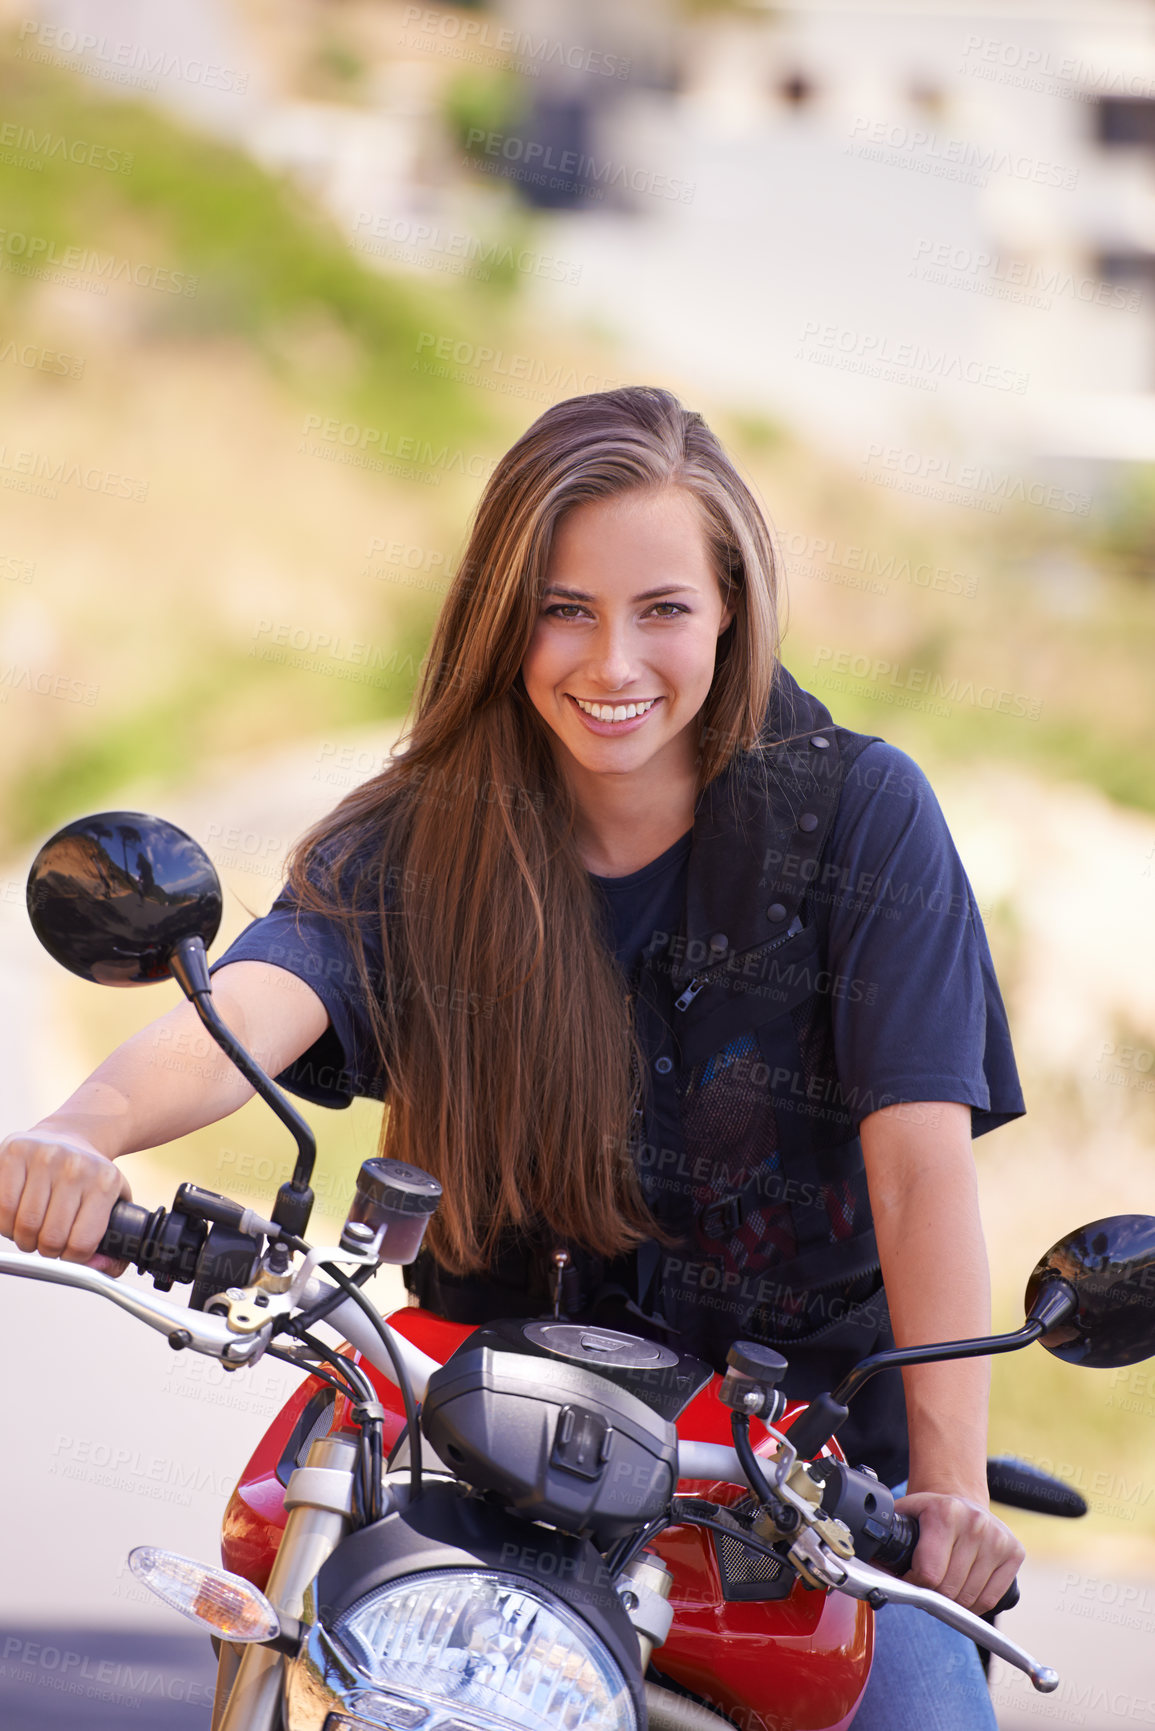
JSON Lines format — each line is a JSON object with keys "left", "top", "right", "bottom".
{"left": 573, "top": 697, "right": 656, "bottom": 723}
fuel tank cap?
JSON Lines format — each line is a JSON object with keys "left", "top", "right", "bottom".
{"left": 522, "top": 1322, "right": 680, "bottom": 1370}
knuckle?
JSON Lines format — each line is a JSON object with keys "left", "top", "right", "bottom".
{"left": 962, "top": 1505, "right": 986, "bottom": 1538}
{"left": 37, "top": 1142, "right": 65, "bottom": 1177}
{"left": 59, "top": 1148, "right": 89, "bottom": 1185}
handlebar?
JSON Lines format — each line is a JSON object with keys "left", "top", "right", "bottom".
{"left": 0, "top": 1239, "right": 1049, "bottom": 1689}
{"left": 0, "top": 1246, "right": 267, "bottom": 1361}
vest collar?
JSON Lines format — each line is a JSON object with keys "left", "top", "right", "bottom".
{"left": 675, "top": 667, "right": 839, "bottom": 983}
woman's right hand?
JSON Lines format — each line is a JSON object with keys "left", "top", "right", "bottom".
{"left": 0, "top": 1127, "right": 132, "bottom": 1274}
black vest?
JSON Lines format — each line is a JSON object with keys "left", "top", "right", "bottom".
{"left": 406, "top": 670, "right": 911, "bottom": 1486}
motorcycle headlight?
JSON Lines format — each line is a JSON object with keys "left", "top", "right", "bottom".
{"left": 328, "top": 1568, "right": 637, "bottom": 1731}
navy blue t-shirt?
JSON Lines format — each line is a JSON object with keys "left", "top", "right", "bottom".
{"left": 209, "top": 740, "right": 1024, "bottom": 1135}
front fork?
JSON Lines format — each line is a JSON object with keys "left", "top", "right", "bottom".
{"left": 211, "top": 1434, "right": 359, "bottom": 1731}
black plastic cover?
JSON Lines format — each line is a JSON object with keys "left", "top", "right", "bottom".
{"left": 810, "top": 1458, "right": 897, "bottom": 1562}
{"left": 421, "top": 1339, "right": 679, "bottom": 1547}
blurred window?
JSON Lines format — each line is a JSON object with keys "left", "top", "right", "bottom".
{"left": 776, "top": 71, "right": 815, "bottom": 106}
{"left": 1096, "top": 249, "right": 1155, "bottom": 286}
{"left": 1095, "top": 98, "right": 1155, "bottom": 146}
{"left": 908, "top": 82, "right": 946, "bottom": 116}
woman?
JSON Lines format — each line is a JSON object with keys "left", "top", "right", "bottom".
{"left": 0, "top": 385, "right": 1024, "bottom": 1726}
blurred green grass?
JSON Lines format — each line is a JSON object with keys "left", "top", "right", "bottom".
{"left": 0, "top": 39, "right": 514, "bottom": 850}
{"left": 0, "top": 43, "right": 498, "bottom": 438}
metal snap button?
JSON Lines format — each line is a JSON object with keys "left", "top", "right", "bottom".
{"left": 798, "top": 812, "right": 819, "bottom": 832}
{"left": 810, "top": 735, "right": 831, "bottom": 749}
{"left": 766, "top": 902, "right": 787, "bottom": 922}
{"left": 708, "top": 933, "right": 728, "bottom": 955}
{"left": 655, "top": 1056, "right": 674, "bottom": 1075}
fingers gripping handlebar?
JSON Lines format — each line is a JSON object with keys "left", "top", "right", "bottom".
{"left": 811, "top": 1460, "right": 1021, "bottom": 1617}
{"left": 872, "top": 1508, "right": 1020, "bottom": 1616}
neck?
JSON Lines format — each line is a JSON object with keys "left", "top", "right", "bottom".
{"left": 564, "top": 746, "right": 699, "bottom": 878}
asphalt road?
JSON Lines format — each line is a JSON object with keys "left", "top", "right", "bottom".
{"left": 0, "top": 1630, "right": 218, "bottom": 1730}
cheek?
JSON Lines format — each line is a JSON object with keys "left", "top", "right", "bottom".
{"left": 520, "top": 628, "right": 559, "bottom": 699}
{"left": 669, "top": 627, "right": 724, "bottom": 690}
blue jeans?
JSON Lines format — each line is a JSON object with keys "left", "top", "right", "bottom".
{"left": 850, "top": 1601, "right": 997, "bottom": 1728}
{"left": 849, "top": 1483, "right": 997, "bottom": 1729}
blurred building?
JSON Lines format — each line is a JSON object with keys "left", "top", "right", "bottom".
{"left": 25, "top": 0, "right": 1155, "bottom": 479}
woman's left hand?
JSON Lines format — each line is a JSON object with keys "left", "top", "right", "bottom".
{"left": 894, "top": 1490, "right": 1025, "bottom": 1615}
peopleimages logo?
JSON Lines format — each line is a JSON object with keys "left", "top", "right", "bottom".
{"left": 814, "top": 645, "right": 1042, "bottom": 720}
{"left": 861, "top": 443, "right": 1091, "bottom": 516}
{"left": 796, "top": 320, "right": 1029, "bottom": 393}
{"left": 15, "top": 19, "right": 249, "bottom": 93}
{"left": 350, "top": 212, "right": 582, "bottom": 285}
{"left": 400, "top": 5, "right": 631, "bottom": 80}
{"left": 847, "top": 116, "right": 1078, "bottom": 189}
{"left": 912, "top": 238, "right": 1140, "bottom": 313}
{"left": 0, "top": 121, "right": 134, "bottom": 173}
{"left": 464, "top": 129, "right": 696, "bottom": 204}
{"left": 0, "top": 228, "right": 197, "bottom": 295}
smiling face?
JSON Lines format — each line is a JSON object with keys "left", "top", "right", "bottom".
{"left": 520, "top": 486, "right": 734, "bottom": 797}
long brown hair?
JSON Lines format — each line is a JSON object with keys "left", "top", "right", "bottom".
{"left": 285, "top": 386, "right": 781, "bottom": 1273}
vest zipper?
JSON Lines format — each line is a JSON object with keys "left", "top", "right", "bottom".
{"left": 673, "top": 914, "right": 804, "bottom": 1012}
{"left": 746, "top": 1257, "right": 884, "bottom": 1348}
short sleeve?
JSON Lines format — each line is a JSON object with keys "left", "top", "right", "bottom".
{"left": 814, "top": 741, "right": 1025, "bottom": 1137}
{"left": 208, "top": 850, "right": 389, "bottom": 1109}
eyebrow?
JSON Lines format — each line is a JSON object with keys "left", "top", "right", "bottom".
{"left": 542, "top": 583, "right": 698, "bottom": 603}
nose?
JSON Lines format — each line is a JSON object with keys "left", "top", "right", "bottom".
{"left": 584, "top": 617, "right": 636, "bottom": 692}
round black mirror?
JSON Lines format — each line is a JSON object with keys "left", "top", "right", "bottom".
{"left": 1025, "top": 1215, "right": 1155, "bottom": 1369}
{"left": 27, "top": 811, "right": 222, "bottom": 986}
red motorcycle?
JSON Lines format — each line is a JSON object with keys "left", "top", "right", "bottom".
{"left": 5, "top": 811, "right": 1151, "bottom": 1731}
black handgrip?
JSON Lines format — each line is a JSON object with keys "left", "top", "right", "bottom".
{"left": 873, "top": 1510, "right": 1020, "bottom": 1616}
{"left": 97, "top": 1199, "right": 205, "bottom": 1284}
{"left": 873, "top": 1509, "right": 919, "bottom": 1573}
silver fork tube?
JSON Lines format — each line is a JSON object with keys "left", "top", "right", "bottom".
{"left": 213, "top": 1435, "right": 359, "bottom": 1731}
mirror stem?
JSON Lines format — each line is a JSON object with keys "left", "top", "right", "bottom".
{"left": 833, "top": 1317, "right": 1051, "bottom": 1409}
{"left": 169, "top": 937, "right": 316, "bottom": 1234}
{"left": 787, "top": 1280, "right": 1080, "bottom": 1461}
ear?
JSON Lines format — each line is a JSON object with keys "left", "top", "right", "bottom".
{"left": 718, "top": 599, "right": 735, "bottom": 635}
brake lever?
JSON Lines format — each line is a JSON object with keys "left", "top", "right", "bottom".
{"left": 787, "top": 1527, "right": 1059, "bottom": 1694}
{"left": 0, "top": 1249, "right": 270, "bottom": 1364}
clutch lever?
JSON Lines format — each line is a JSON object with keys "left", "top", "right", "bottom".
{"left": 787, "top": 1527, "right": 1059, "bottom": 1695}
